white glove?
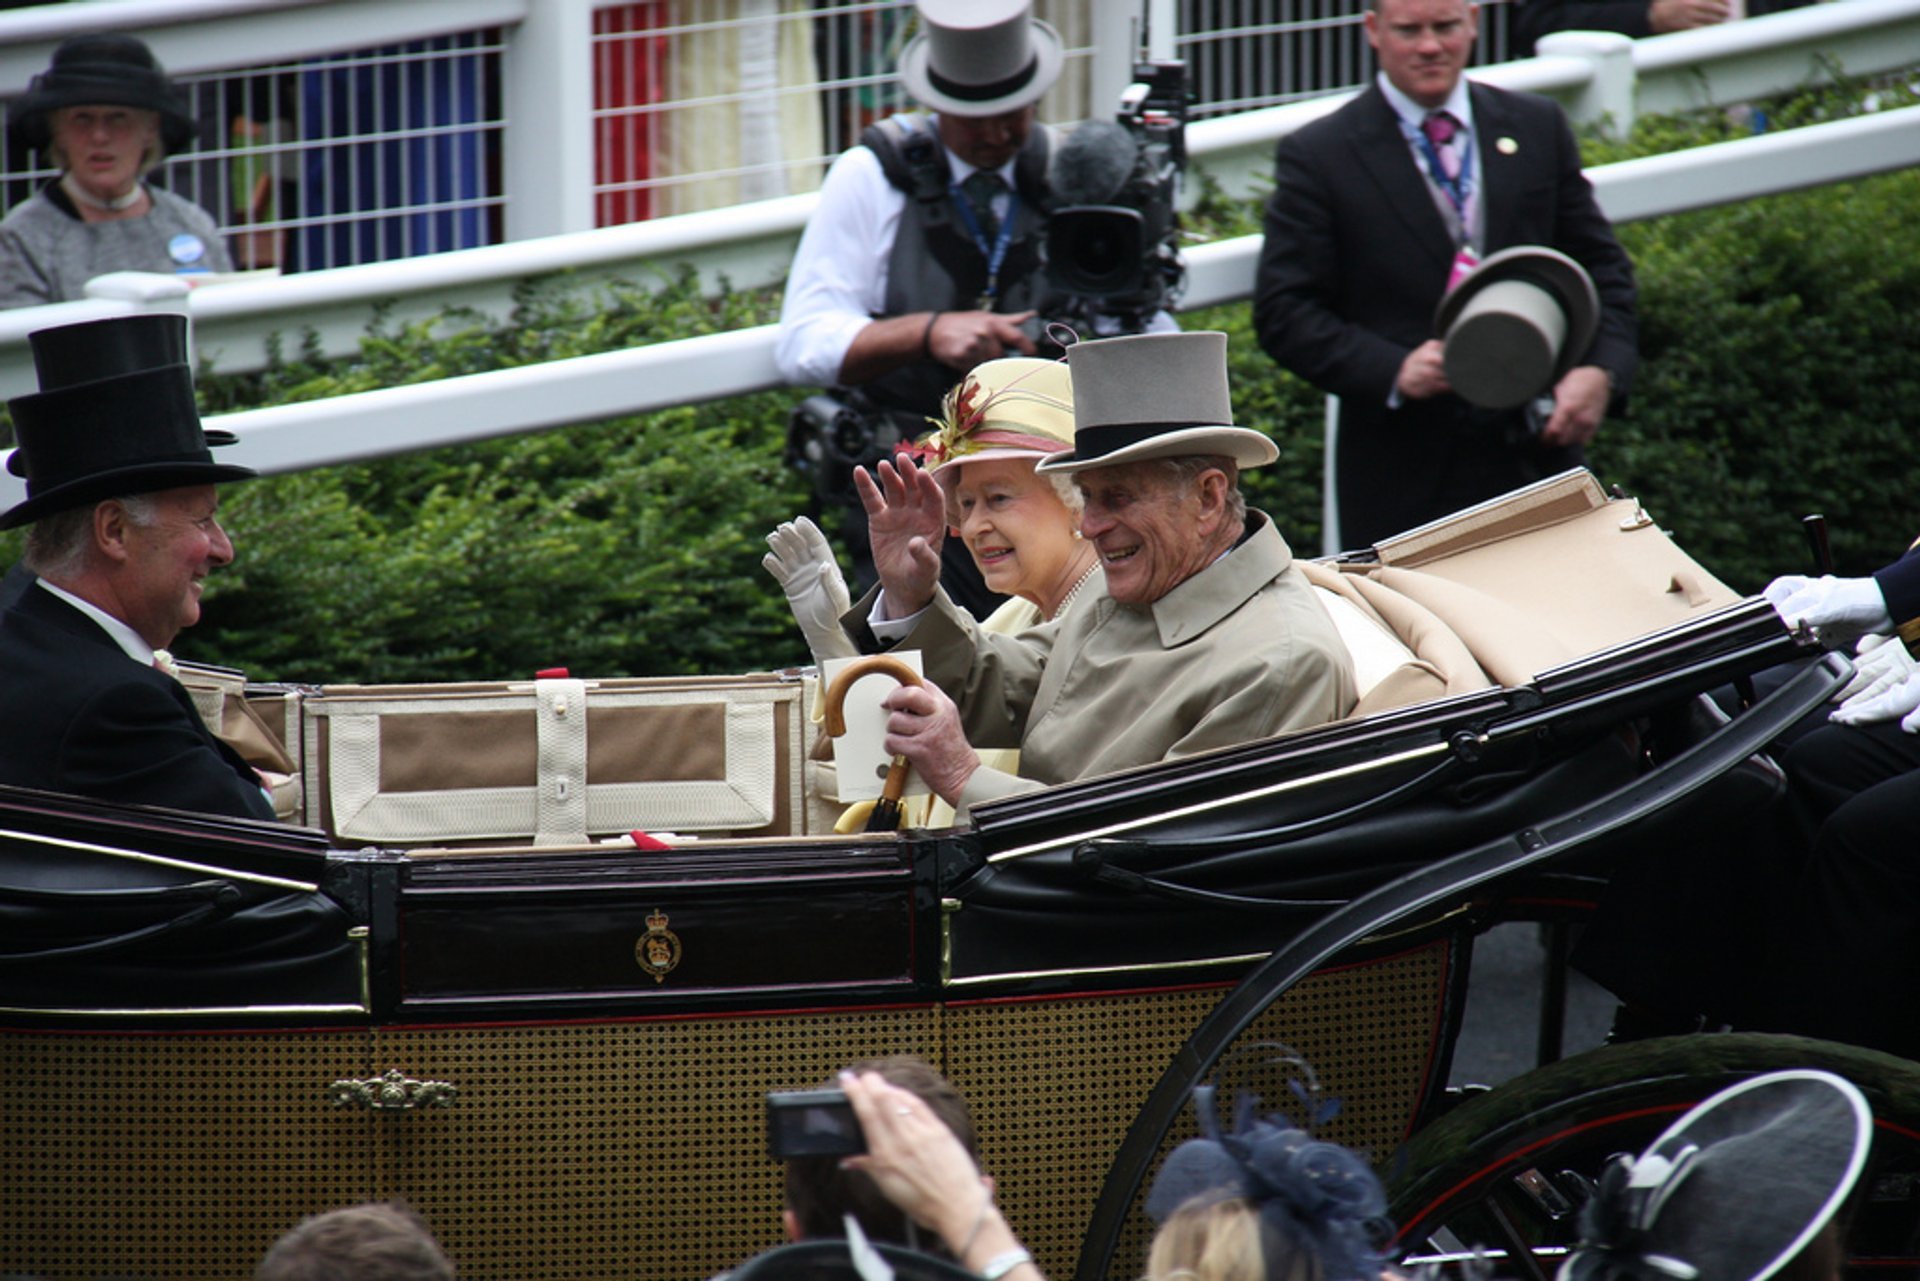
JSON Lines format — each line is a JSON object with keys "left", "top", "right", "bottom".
{"left": 1763, "top": 573, "right": 1894, "bottom": 642}
{"left": 762, "top": 515, "right": 859, "bottom": 664}
{"left": 1830, "top": 666, "right": 1920, "bottom": 733}
{"left": 1836, "top": 633, "right": 1918, "bottom": 711}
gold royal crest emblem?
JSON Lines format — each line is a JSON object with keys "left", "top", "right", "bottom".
{"left": 635, "top": 909, "right": 683, "bottom": 984}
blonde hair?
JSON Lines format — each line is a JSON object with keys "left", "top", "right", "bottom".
{"left": 1146, "top": 1198, "right": 1323, "bottom": 1281}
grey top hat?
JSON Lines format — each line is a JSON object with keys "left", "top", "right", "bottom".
{"left": 8, "top": 33, "right": 198, "bottom": 156}
{"left": 2, "top": 314, "right": 254, "bottom": 530}
{"left": 897, "top": 0, "right": 1064, "bottom": 117}
{"left": 1558, "top": 1069, "right": 1872, "bottom": 1281}
{"left": 1435, "top": 245, "right": 1600, "bottom": 410}
{"left": 1036, "top": 332, "right": 1279, "bottom": 475}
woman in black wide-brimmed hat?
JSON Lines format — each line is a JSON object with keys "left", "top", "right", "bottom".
{"left": 0, "top": 33, "right": 232, "bottom": 309}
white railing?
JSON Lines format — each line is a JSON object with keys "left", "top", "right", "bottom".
{"left": 0, "top": 0, "right": 1514, "bottom": 277}
{"left": 0, "top": 95, "right": 1904, "bottom": 516}
{"left": 0, "top": 0, "right": 1913, "bottom": 404}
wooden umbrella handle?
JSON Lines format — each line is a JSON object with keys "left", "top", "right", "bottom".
{"left": 821, "top": 655, "right": 924, "bottom": 737}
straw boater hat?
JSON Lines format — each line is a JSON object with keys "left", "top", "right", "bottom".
{"left": 1558, "top": 1069, "right": 1873, "bottom": 1281}
{"left": 1036, "top": 331, "right": 1279, "bottom": 475}
{"left": 897, "top": 0, "right": 1064, "bottom": 118}
{"left": 8, "top": 33, "right": 198, "bottom": 156}
{"left": 1, "top": 314, "right": 255, "bottom": 530}
{"left": 915, "top": 357, "right": 1075, "bottom": 476}
{"left": 1434, "top": 245, "right": 1600, "bottom": 410}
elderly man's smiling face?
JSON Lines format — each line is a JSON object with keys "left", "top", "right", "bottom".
{"left": 1075, "top": 461, "right": 1227, "bottom": 606}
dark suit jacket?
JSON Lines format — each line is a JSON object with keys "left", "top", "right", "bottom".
{"left": 1253, "top": 81, "right": 1638, "bottom": 548}
{"left": 0, "top": 585, "right": 277, "bottom": 821}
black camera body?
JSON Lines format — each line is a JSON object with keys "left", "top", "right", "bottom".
{"left": 1043, "top": 59, "right": 1189, "bottom": 331}
{"left": 766, "top": 1087, "right": 865, "bottom": 1159}
{"left": 784, "top": 391, "right": 909, "bottom": 511}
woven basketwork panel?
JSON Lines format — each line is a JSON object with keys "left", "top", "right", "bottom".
{"left": 0, "top": 945, "right": 1445, "bottom": 1280}
{"left": 371, "top": 1009, "right": 942, "bottom": 1280}
{"left": 0, "top": 1029, "right": 375, "bottom": 1279}
{"left": 944, "top": 942, "right": 1449, "bottom": 1281}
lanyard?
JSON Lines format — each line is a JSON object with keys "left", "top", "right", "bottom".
{"left": 1413, "top": 124, "right": 1474, "bottom": 228}
{"left": 948, "top": 181, "right": 1020, "bottom": 305}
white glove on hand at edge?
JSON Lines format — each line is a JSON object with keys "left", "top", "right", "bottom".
{"left": 1763, "top": 573, "right": 1894, "bottom": 643}
{"left": 1835, "top": 633, "right": 1919, "bottom": 712}
{"left": 1830, "top": 663, "right": 1920, "bottom": 734}
{"left": 763, "top": 515, "right": 859, "bottom": 665}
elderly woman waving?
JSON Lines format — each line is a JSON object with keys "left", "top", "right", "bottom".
{"left": 0, "top": 34, "right": 232, "bottom": 309}
{"left": 766, "top": 356, "right": 1099, "bottom": 827}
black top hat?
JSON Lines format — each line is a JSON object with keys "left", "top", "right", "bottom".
{"left": 8, "top": 33, "right": 198, "bottom": 156}
{"left": 2, "top": 315, "right": 254, "bottom": 530}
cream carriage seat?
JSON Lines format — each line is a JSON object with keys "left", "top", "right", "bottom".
{"left": 1299, "top": 561, "right": 1493, "bottom": 718}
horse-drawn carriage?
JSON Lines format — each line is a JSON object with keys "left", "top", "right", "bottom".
{"left": 4, "top": 471, "right": 1916, "bottom": 1280}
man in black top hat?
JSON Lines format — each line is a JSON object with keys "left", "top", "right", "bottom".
{"left": 0, "top": 312, "right": 274, "bottom": 820}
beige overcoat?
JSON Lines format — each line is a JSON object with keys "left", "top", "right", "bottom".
{"left": 876, "top": 511, "right": 1357, "bottom": 818}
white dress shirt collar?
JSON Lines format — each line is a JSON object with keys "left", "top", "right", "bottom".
{"left": 1377, "top": 72, "right": 1475, "bottom": 137}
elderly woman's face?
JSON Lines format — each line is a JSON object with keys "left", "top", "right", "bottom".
{"left": 53, "top": 105, "right": 158, "bottom": 200}
{"left": 950, "top": 457, "right": 1080, "bottom": 608}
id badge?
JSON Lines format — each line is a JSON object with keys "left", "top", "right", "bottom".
{"left": 1446, "top": 246, "right": 1480, "bottom": 293}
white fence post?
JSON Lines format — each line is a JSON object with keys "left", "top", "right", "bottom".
{"left": 503, "top": 0, "right": 597, "bottom": 240}
{"left": 1535, "top": 30, "right": 1638, "bottom": 137}
{"left": 1089, "top": 1, "right": 1141, "bottom": 121}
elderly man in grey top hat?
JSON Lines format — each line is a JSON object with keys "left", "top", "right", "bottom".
{"left": 0, "top": 313, "right": 274, "bottom": 821}
{"left": 851, "top": 331, "right": 1356, "bottom": 818}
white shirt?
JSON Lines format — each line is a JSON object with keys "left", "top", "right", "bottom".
{"left": 37, "top": 578, "right": 155, "bottom": 666}
{"left": 775, "top": 114, "right": 1017, "bottom": 388}
{"left": 1379, "top": 71, "right": 1479, "bottom": 235}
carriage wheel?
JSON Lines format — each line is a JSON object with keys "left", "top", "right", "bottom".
{"left": 1388, "top": 1034, "right": 1920, "bottom": 1280}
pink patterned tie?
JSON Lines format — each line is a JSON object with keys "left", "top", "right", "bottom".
{"left": 1422, "top": 111, "right": 1462, "bottom": 180}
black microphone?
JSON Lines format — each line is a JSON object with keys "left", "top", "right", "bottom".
{"left": 1051, "top": 119, "right": 1140, "bottom": 206}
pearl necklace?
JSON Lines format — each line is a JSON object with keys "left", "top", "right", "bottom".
{"left": 61, "top": 174, "right": 144, "bottom": 213}
{"left": 1048, "top": 561, "right": 1100, "bottom": 621}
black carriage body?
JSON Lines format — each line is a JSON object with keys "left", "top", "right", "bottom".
{"left": 0, "top": 586, "right": 1833, "bottom": 1281}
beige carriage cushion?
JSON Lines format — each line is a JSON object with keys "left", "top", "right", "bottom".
{"left": 1369, "top": 567, "right": 1575, "bottom": 688}
{"left": 1375, "top": 500, "right": 1741, "bottom": 685}
{"left": 303, "top": 675, "right": 805, "bottom": 846}
{"left": 1340, "top": 571, "right": 1494, "bottom": 699}
{"left": 1297, "top": 561, "right": 1490, "bottom": 716}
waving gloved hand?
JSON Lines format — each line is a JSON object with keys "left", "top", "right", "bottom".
{"left": 762, "top": 516, "right": 858, "bottom": 664}
{"left": 1763, "top": 573, "right": 1894, "bottom": 643}
{"left": 1836, "top": 633, "right": 1919, "bottom": 713}
{"left": 1830, "top": 664, "right": 1920, "bottom": 733}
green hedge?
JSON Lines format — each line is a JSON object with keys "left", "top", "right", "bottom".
{"left": 3, "top": 90, "right": 1916, "bottom": 684}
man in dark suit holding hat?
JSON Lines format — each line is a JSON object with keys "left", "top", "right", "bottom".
{"left": 0, "top": 313, "right": 274, "bottom": 821}
{"left": 1253, "top": 0, "right": 1638, "bottom": 549}
{"left": 849, "top": 331, "right": 1356, "bottom": 820}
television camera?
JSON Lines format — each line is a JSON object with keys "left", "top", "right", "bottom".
{"left": 1042, "top": 59, "right": 1190, "bottom": 333}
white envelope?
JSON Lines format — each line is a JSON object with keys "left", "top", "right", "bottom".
{"left": 819, "top": 651, "right": 931, "bottom": 803}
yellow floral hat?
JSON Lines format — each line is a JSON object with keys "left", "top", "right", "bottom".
{"left": 913, "top": 357, "right": 1075, "bottom": 474}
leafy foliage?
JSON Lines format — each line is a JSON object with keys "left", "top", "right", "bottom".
{"left": 2, "top": 84, "right": 1915, "bottom": 681}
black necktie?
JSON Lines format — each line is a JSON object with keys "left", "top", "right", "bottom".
{"left": 961, "top": 169, "right": 1006, "bottom": 240}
